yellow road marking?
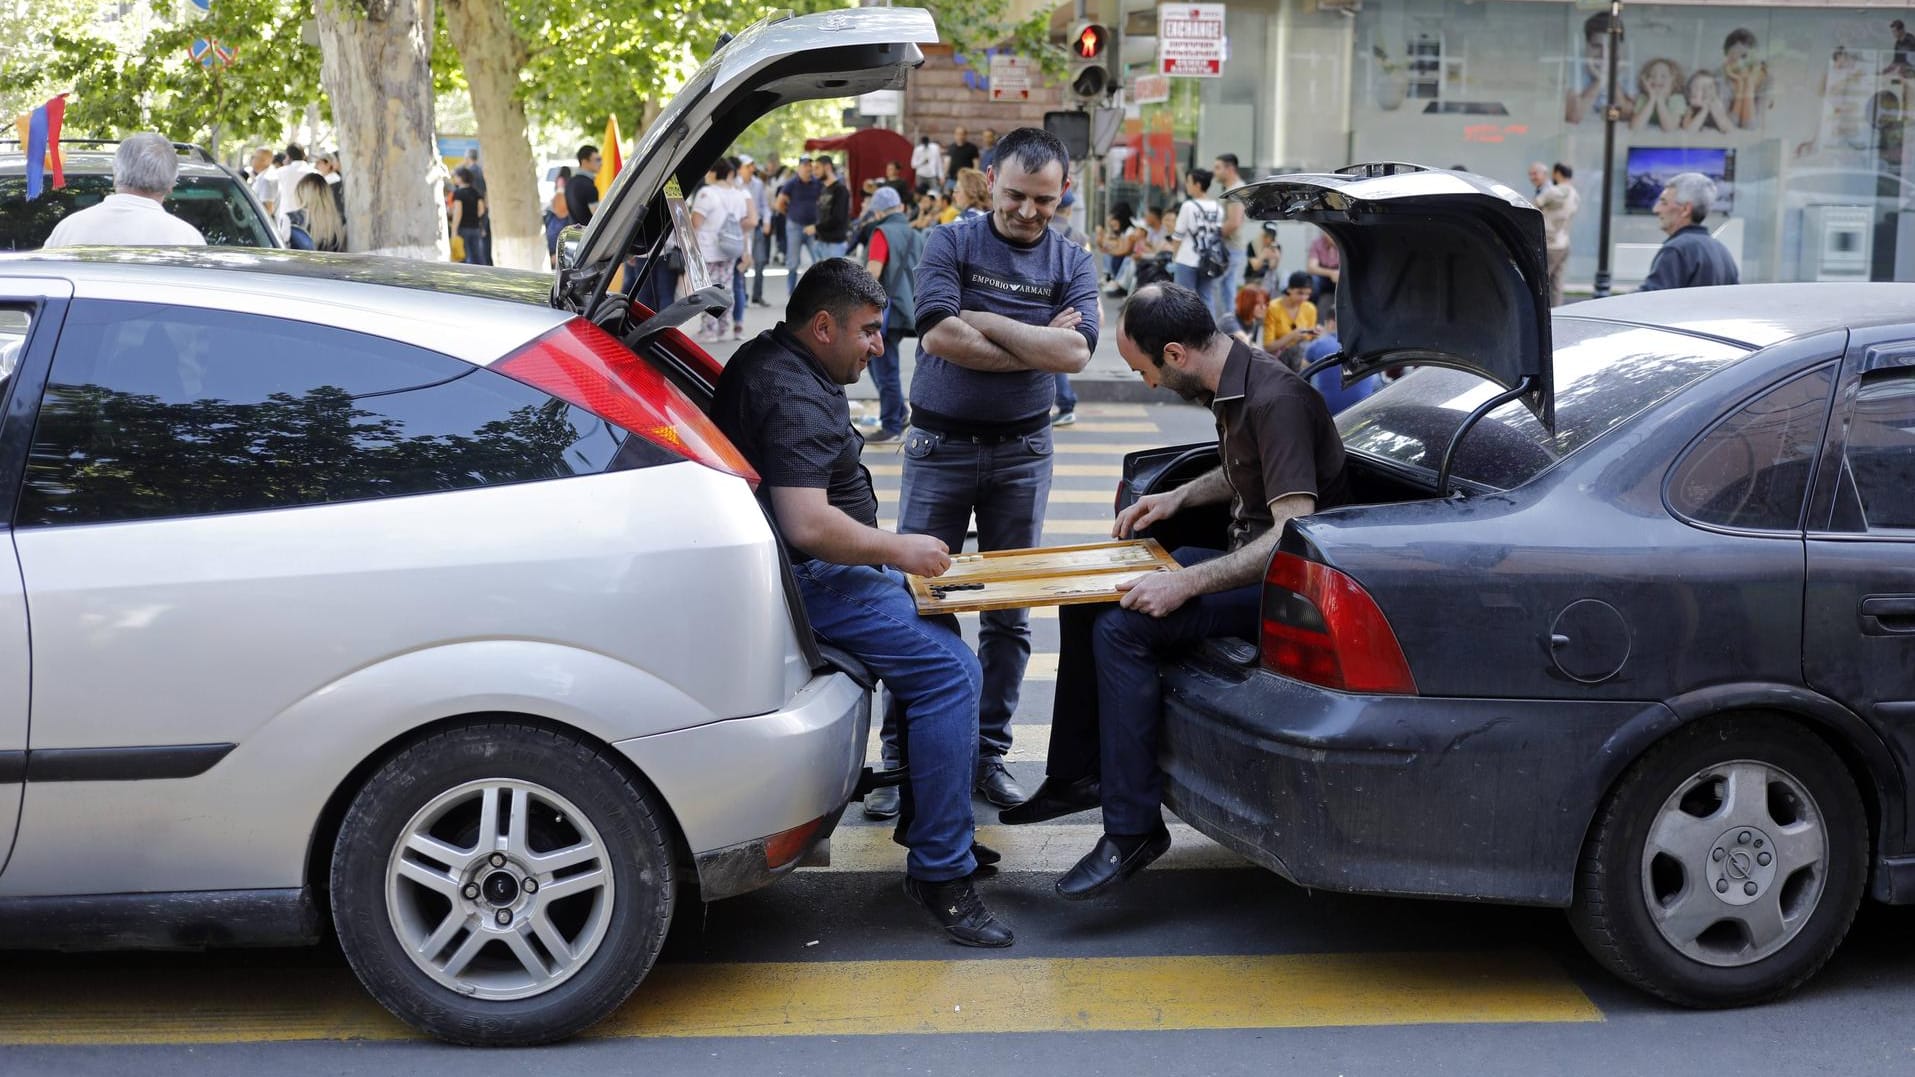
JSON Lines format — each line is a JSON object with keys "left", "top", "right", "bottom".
{"left": 0, "top": 952, "right": 1598, "bottom": 1045}
{"left": 1047, "top": 489, "right": 1118, "bottom": 503}
{"left": 1053, "top": 442, "right": 1157, "bottom": 455}
{"left": 815, "top": 823, "right": 1243, "bottom": 873}
{"left": 878, "top": 520, "right": 1112, "bottom": 537}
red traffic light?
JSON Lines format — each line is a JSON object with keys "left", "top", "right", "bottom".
{"left": 1072, "top": 23, "right": 1108, "bottom": 60}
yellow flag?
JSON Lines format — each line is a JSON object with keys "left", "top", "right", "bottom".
{"left": 596, "top": 115, "right": 623, "bottom": 201}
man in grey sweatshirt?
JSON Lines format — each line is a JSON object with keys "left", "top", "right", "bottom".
{"left": 884, "top": 126, "right": 1100, "bottom": 812}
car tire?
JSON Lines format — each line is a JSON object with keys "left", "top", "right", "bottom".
{"left": 330, "top": 722, "right": 675, "bottom": 1045}
{"left": 1569, "top": 714, "right": 1866, "bottom": 1008}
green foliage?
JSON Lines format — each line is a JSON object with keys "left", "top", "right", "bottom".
{"left": 731, "top": 98, "right": 856, "bottom": 162}
{"left": 6, "top": 0, "right": 325, "bottom": 151}
{"left": 926, "top": 0, "right": 1069, "bottom": 82}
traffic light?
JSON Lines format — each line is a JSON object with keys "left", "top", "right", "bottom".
{"left": 1069, "top": 22, "right": 1110, "bottom": 100}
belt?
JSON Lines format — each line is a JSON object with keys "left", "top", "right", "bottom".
{"left": 915, "top": 415, "right": 1049, "bottom": 444}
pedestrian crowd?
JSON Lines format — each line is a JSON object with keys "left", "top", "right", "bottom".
{"left": 242, "top": 142, "right": 348, "bottom": 252}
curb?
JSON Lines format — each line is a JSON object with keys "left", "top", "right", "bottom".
{"left": 1066, "top": 374, "right": 1161, "bottom": 404}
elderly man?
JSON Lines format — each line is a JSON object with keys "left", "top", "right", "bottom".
{"left": 1001, "top": 282, "right": 1348, "bottom": 899}
{"left": 711, "top": 258, "right": 1011, "bottom": 948}
{"left": 44, "top": 133, "right": 205, "bottom": 247}
{"left": 1640, "top": 171, "right": 1738, "bottom": 291}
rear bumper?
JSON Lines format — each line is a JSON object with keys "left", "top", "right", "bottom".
{"left": 614, "top": 670, "right": 869, "bottom": 901}
{"left": 1159, "top": 645, "right": 1673, "bottom": 906}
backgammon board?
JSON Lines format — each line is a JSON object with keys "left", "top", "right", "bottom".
{"left": 906, "top": 539, "right": 1180, "bottom": 615}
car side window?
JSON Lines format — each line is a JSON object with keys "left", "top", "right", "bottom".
{"left": 0, "top": 306, "right": 29, "bottom": 385}
{"left": 1835, "top": 367, "right": 1915, "bottom": 533}
{"left": 1667, "top": 366, "right": 1835, "bottom": 532}
{"left": 18, "top": 300, "right": 625, "bottom": 525}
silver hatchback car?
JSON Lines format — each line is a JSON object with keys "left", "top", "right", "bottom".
{"left": 0, "top": 8, "right": 939, "bottom": 1046}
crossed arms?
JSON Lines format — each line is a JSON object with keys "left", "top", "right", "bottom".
{"left": 919, "top": 309, "right": 1091, "bottom": 374}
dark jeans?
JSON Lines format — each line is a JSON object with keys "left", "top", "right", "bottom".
{"left": 1053, "top": 373, "right": 1078, "bottom": 413}
{"left": 458, "top": 227, "right": 489, "bottom": 265}
{"left": 879, "top": 425, "right": 1053, "bottom": 764}
{"left": 794, "top": 560, "right": 981, "bottom": 881}
{"left": 1042, "top": 547, "right": 1261, "bottom": 835}
{"left": 1170, "top": 263, "right": 1218, "bottom": 317}
{"left": 751, "top": 227, "right": 772, "bottom": 303}
{"left": 866, "top": 330, "right": 909, "bottom": 434}
{"left": 731, "top": 255, "right": 748, "bottom": 327}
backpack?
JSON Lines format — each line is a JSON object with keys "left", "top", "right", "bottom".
{"left": 715, "top": 193, "right": 746, "bottom": 260}
{"left": 1192, "top": 202, "right": 1229, "bottom": 281}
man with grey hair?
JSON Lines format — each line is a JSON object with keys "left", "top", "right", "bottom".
{"left": 1640, "top": 171, "right": 1738, "bottom": 291}
{"left": 43, "top": 133, "right": 205, "bottom": 248}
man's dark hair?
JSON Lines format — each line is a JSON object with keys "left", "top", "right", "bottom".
{"left": 577, "top": 143, "right": 599, "bottom": 163}
{"left": 1285, "top": 270, "right": 1314, "bottom": 292}
{"left": 1724, "top": 28, "right": 1756, "bottom": 52}
{"left": 708, "top": 158, "right": 733, "bottom": 181}
{"left": 992, "top": 126, "right": 1070, "bottom": 178}
{"left": 272, "top": 152, "right": 286, "bottom": 166}
{"left": 1553, "top": 162, "right": 1574, "bottom": 179}
{"left": 1894, "top": 19, "right": 1904, "bottom": 32}
{"left": 1120, "top": 283, "right": 1219, "bottom": 367}
{"left": 787, "top": 257, "right": 888, "bottom": 328}
{"left": 285, "top": 143, "right": 307, "bottom": 162}
{"left": 1215, "top": 153, "right": 1240, "bottom": 172}
{"left": 454, "top": 166, "right": 474, "bottom": 185}
{"left": 1188, "top": 167, "right": 1214, "bottom": 193}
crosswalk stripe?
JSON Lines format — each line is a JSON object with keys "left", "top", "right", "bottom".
{"left": 1055, "top": 421, "right": 1161, "bottom": 433}
{"left": 878, "top": 520, "right": 1111, "bottom": 537}
{"left": 1053, "top": 442, "right": 1157, "bottom": 455}
{"left": 866, "top": 723, "right": 1056, "bottom": 763}
{"left": 0, "top": 951, "right": 1598, "bottom": 1045}
{"left": 814, "top": 823, "right": 1243, "bottom": 872}
{"left": 1047, "top": 489, "right": 1118, "bottom": 503}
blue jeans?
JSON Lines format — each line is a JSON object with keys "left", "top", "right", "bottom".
{"left": 784, "top": 219, "right": 817, "bottom": 292}
{"left": 458, "top": 227, "right": 488, "bottom": 265}
{"left": 1042, "top": 548, "right": 1261, "bottom": 835}
{"left": 731, "top": 255, "right": 748, "bottom": 327}
{"left": 815, "top": 240, "right": 849, "bottom": 260}
{"left": 1053, "top": 373, "right": 1078, "bottom": 414}
{"left": 1219, "top": 246, "right": 1248, "bottom": 319}
{"left": 1171, "top": 263, "right": 1218, "bottom": 317}
{"left": 881, "top": 425, "right": 1053, "bottom": 763}
{"left": 793, "top": 560, "right": 981, "bottom": 882}
{"left": 867, "top": 331, "right": 909, "bottom": 434}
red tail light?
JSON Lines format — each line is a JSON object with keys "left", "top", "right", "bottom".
{"left": 627, "top": 299, "right": 725, "bottom": 385}
{"left": 496, "top": 317, "right": 759, "bottom": 488}
{"left": 1261, "top": 552, "right": 1417, "bottom": 694}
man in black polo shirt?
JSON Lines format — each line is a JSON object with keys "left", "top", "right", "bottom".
{"left": 1000, "top": 282, "right": 1349, "bottom": 900}
{"left": 711, "top": 258, "right": 1013, "bottom": 948}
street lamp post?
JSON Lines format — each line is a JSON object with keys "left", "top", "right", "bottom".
{"left": 1593, "top": 0, "right": 1623, "bottom": 298}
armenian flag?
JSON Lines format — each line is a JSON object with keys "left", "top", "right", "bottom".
{"left": 596, "top": 115, "right": 623, "bottom": 201}
{"left": 12, "top": 94, "right": 67, "bottom": 200}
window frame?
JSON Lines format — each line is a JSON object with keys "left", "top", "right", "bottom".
{"left": 1807, "top": 331, "right": 1915, "bottom": 542}
{"left": 1662, "top": 362, "right": 1840, "bottom": 538}
{"left": 0, "top": 282, "right": 74, "bottom": 531}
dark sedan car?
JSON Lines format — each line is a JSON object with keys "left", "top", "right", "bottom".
{"left": 1122, "top": 163, "right": 1915, "bottom": 1010}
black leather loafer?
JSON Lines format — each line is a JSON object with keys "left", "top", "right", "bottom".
{"left": 904, "top": 875, "right": 1015, "bottom": 947}
{"left": 1056, "top": 828, "right": 1171, "bottom": 900}
{"left": 997, "top": 775, "right": 1101, "bottom": 825}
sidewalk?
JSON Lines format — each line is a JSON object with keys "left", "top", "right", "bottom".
{"left": 703, "top": 267, "right": 1158, "bottom": 404}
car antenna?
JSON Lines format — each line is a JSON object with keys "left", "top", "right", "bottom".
{"left": 1434, "top": 375, "right": 1537, "bottom": 498}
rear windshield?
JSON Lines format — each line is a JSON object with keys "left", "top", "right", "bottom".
{"left": 0, "top": 173, "right": 275, "bottom": 251}
{"left": 1336, "top": 317, "right": 1751, "bottom": 491}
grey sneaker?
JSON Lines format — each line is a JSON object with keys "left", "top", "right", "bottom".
{"left": 1051, "top": 409, "right": 1077, "bottom": 427}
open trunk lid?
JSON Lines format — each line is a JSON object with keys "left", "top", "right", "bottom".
{"left": 1228, "top": 162, "right": 1555, "bottom": 431}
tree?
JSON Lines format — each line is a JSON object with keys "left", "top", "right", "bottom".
{"left": 441, "top": 0, "right": 542, "bottom": 269}
{"left": 6, "top": 0, "right": 328, "bottom": 156}
{"left": 315, "top": 0, "right": 447, "bottom": 258}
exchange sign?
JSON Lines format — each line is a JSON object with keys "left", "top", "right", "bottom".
{"left": 1158, "top": 3, "right": 1225, "bottom": 78}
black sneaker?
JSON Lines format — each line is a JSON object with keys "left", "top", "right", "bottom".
{"left": 903, "top": 875, "right": 1014, "bottom": 947}
{"left": 867, "top": 427, "right": 904, "bottom": 444}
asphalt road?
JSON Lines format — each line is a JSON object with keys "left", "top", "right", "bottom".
{"left": 6, "top": 398, "right": 1915, "bottom": 1075}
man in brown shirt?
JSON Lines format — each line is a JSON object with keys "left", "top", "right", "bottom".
{"left": 1000, "top": 282, "right": 1348, "bottom": 899}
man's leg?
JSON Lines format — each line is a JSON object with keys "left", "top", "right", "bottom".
{"left": 790, "top": 561, "right": 981, "bottom": 883}
{"left": 997, "top": 597, "right": 1106, "bottom": 824}
{"left": 1052, "top": 373, "right": 1078, "bottom": 419}
{"left": 732, "top": 256, "right": 748, "bottom": 330}
{"left": 1171, "top": 263, "right": 1197, "bottom": 292}
{"left": 1091, "top": 548, "right": 1260, "bottom": 835}
{"left": 751, "top": 229, "right": 770, "bottom": 303}
{"left": 785, "top": 220, "right": 809, "bottom": 293}
{"left": 869, "top": 331, "right": 907, "bottom": 435}
{"left": 1547, "top": 247, "right": 1568, "bottom": 307}
{"left": 967, "top": 427, "right": 1054, "bottom": 803}
{"left": 1220, "top": 246, "right": 1247, "bottom": 319}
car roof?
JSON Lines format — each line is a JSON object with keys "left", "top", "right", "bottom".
{"left": 0, "top": 151, "right": 238, "bottom": 180}
{"left": 1566, "top": 283, "right": 1915, "bottom": 349}
{"left": 0, "top": 248, "right": 567, "bottom": 364}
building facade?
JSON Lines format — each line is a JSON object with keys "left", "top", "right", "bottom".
{"left": 1095, "top": 0, "right": 1915, "bottom": 287}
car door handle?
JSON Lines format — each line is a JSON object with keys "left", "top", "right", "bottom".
{"left": 1860, "top": 595, "right": 1915, "bottom": 635}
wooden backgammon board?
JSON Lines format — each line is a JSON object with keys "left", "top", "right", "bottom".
{"left": 905, "top": 539, "right": 1180, "bottom": 615}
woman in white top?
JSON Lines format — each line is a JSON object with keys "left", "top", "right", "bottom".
{"left": 1169, "top": 168, "right": 1223, "bottom": 313}
{"left": 689, "top": 158, "right": 752, "bottom": 340}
